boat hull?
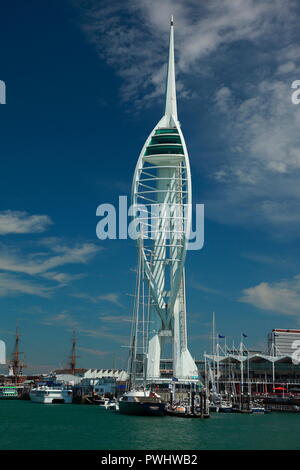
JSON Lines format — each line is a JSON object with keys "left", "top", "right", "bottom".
{"left": 119, "top": 400, "right": 165, "bottom": 416}
{"left": 218, "top": 407, "right": 233, "bottom": 413}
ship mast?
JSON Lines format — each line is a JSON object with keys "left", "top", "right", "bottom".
{"left": 69, "top": 330, "right": 79, "bottom": 375}
{"left": 10, "top": 326, "right": 26, "bottom": 384}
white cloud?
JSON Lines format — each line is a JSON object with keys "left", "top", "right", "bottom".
{"left": 78, "top": 347, "right": 109, "bottom": 356}
{"left": 192, "top": 282, "right": 224, "bottom": 296}
{"left": 75, "top": 0, "right": 293, "bottom": 106}
{"left": 97, "top": 293, "right": 123, "bottom": 307}
{"left": 71, "top": 291, "right": 123, "bottom": 307}
{"left": 240, "top": 274, "right": 300, "bottom": 316}
{"left": 0, "top": 242, "right": 100, "bottom": 276}
{"left": 41, "top": 271, "right": 85, "bottom": 285}
{"left": 75, "top": 326, "right": 128, "bottom": 344}
{"left": 0, "top": 210, "right": 52, "bottom": 235}
{"left": 0, "top": 273, "right": 50, "bottom": 298}
{"left": 99, "top": 315, "right": 131, "bottom": 323}
{"left": 241, "top": 252, "right": 293, "bottom": 269}
{"left": 0, "top": 239, "right": 101, "bottom": 297}
{"left": 74, "top": 0, "right": 300, "bottom": 238}
{"left": 207, "top": 67, "right": 300, "bottom": 236}
{"left": 41, "top": 312, "right": 129, "bottom": 344}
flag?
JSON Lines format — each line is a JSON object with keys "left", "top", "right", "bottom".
{"left": 218, "top": 334, "right": 225, "bottom": 339}
{"left": 242, "top": 333, "right": 248, "bottom": 338}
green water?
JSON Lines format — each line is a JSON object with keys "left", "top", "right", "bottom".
{"left": 0, "top": 400, "right": 299, "bottom": 450}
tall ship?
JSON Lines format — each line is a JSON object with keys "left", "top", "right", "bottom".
{"left": 9, "top": 326, "right": 26, "bottom": 384}
{"left": 120, "top": 16, "right": 199, "bottom": 416}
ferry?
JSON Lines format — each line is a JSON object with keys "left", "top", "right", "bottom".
{"left": 118, "top": 389, "right": 166, "bottom": 416}
{"left": 0, "top": 385, "right": 19, "bottom": 399}
{"left": 30, "top": 383, "right": 72, "bottom": 404}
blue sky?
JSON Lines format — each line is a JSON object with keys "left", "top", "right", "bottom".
{"left": 1, "top": 0, "right": 300, "bottom": 373}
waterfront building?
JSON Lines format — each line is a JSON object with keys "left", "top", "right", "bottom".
{"left": 268, "top": 329, "right": 300, "bottom": 356}
{"left": 202, "top": 353, "right": 300, "bottom": 394}
{"left": 73, "top": 369, "right": 128, "bottom": 398}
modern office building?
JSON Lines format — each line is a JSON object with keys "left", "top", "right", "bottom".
{"left": 268, "top": 329, "right": 300, "bottom": 356}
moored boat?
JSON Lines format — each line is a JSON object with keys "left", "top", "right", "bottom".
{"left": 98, "top": 398, "right": 119, "bottom": 410}
{"left": 30, "top": 383, "right": 72, "bottom": 404}
{"left": 0, "top": 385, "right": 19, "bottom": 399}
{"left": 217, "top": 400, "right": 233, "bottom": 413}
{"left": 118, "top": 389, "right": 165, "bottom": 416}
{"left": 250, "top": 401, "right": 269, "bottom": 414}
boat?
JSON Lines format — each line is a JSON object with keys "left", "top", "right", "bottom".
{"left": 98, "top": 397, "right": 110, "bottom": 408}
{"left": 217, "top": 400, "right": 233, "bottom": 413}
{"left": 118, "top": 389, "right": 166, "bottom": 416}
{"left": 250, "top": 401, "right": 269, "bottom": 414}
{"left": 108, "top": 399, "right": 119, "bottom": 411}
{"left": 0, "top": 385, "right": 19, "bottom": 399}
{"left": 29, "top": 383, "right": 72, "bottom": 404}
{"left": 98, "top": 398, "right": 119, "bottom": 410}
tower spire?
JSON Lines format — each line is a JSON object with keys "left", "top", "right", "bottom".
{"left": 164, "top": 15, "right": 178, "bottom": 124}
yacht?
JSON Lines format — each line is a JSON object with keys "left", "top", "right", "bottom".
{"left": 30, "top": 383, "right": 72, "bottom": 404}
{"left": 118, "top": 389, "right": 166, "bottom": 416}
{"left": 217, "top": 400, "right": 233, "bottom": 413}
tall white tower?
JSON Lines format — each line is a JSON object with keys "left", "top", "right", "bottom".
{"left": 130, "top": 17, "right": 198, "bottom": 384}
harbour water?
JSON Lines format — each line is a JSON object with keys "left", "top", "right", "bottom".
{"left": 0, "top": 400, "right": 299, "bottom": 450}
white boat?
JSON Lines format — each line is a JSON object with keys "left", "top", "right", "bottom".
{"left": 0, "top": 385, "right": 19, "bottom": 399}
{"left": 250, "top": 402, "right": 267, "bottom": 413}
{"left": 98, "top": 398, "right": 119, "bottom": 410}
{"left": 30, "top": 383, "right": 72, "bottom": 404}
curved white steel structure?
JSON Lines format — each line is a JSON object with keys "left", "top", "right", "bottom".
{"left": 130, "top": 18, "right": 198, "bottom": 384}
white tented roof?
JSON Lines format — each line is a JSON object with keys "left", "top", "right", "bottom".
{"left": 205, "top": 353, "right": 298, "bottom": 364}
{"left": 83, "top": 369, "right": 128, "bottom": 381}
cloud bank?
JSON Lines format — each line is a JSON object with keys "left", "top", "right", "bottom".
{"left": 0, "top": 210, "right": 52, "bottom": 235}
{"left": 240, "top": 274, "right": 300, "bottom": 317}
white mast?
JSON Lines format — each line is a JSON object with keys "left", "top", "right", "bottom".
{"left": 240, "top": 334, "right": 244, "bottom": 395}
{"left": 211, "top": 312, "right": 216, "bottom": 392}
{"left": 165, "top": 16, "right": 178, "bottom": 125}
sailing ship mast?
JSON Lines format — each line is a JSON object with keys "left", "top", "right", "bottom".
{"left": 69, "top": 330, "right": 79, "bottom": 375}
{"left": 10, "top": 326, "right": 26, "bottom": 384}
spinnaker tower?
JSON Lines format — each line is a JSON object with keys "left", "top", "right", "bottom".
{"left": 129, "top": 17, "right": 199, "bottom": 386}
